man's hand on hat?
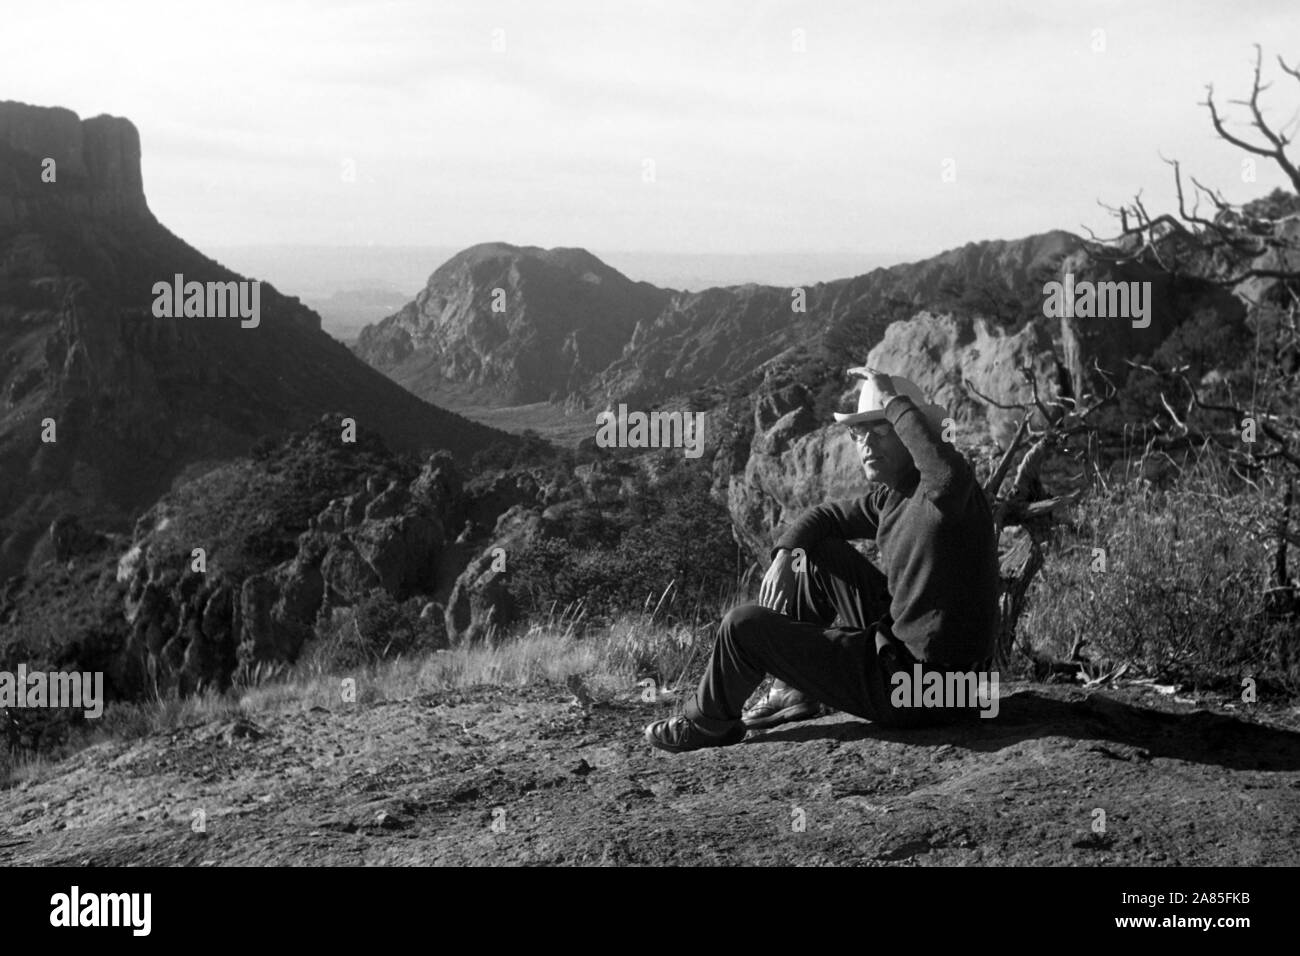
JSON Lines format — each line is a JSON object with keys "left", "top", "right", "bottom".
{"left": 846, "top": 365, "right": 898, "bottom": 402}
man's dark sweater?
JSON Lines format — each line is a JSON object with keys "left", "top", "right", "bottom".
{"left": 773, "top": 395, "right": 999, "bottom": 666}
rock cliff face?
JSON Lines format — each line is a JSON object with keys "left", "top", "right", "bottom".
{"left": 864, "top": 311, "right": 1062, "bottom": 449}
{"left": 0, "top": 101, "right": 510, "bottom": 581}
{"left": 0, "top": 103, "right": 147, "bottom": 226}
{"left": 723, "top": 382, "right": 865, "bottom": 562}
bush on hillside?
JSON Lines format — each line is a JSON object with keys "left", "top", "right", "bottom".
{"left": 1019, "top": 475, "right": 1298, "bottom": 692}
{"left": 302, "top": 589, "right": 445, "bottom": 673}
{"left": 502, "top": 462, "right": 738, "bottom": 624}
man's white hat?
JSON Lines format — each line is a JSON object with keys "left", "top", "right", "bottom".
{"left": 833, "top": 367, "right": 947, "bottom": 427}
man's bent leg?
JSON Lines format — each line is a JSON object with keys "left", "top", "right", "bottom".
{"left": 745, "top": 540, "right": 892, "bottom": 728}
{"left": 686, "top": 604, "right": 896, "bottom": 735}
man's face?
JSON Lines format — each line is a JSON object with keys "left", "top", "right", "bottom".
{"left": 849, "top": 420, "right": 914, "bottom": 485}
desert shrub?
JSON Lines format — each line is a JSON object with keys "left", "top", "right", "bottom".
{"left": 471, "top": 430, "right": 560, "bottom": 472}
{"left": 304, "top": 590, "right": 445, "bottom": 672}
{"left": 600, "top": 613, "right": 714, "bottom": 691}
{"left": 0, "top": 550, "right": 133, "bottom": 690}
{"left": 152, "top": 419, "right": 412, "bottom": 583}
{"left": 1149, "top": 305, "right": 1251, "bottom": 379}
{"left": 503, "top": 463, "right": 738, "bottom": 623}
{"left": 1019, "top": 475, "right": 1297, "bottom": 692}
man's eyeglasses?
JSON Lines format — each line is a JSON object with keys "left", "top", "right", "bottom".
{"left": 847, "top": 421, "right": 894, "bottom": 441}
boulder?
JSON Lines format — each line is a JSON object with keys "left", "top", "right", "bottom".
{"left": 444, "top": 506, "right": 541, "bottom": 644}
{"left": 363, "top": 480, "right": 409, "bottom": 521}
{"left": 237, "top": 573, "right": 282, "bottom": 664}
{"left": 410, "top": 450, "right": 463, "bottom": 518}
{"left": 727, "top": 382, "right": 864, "bottom": 561}
{"left": 321, "top": 543, "right": 381, "bottom": 605}
{"left": 864, "top": 312, "right": 1059, "bottom": 448}
{"left": 352, "top": 514, "right": 443, "bottom": 598}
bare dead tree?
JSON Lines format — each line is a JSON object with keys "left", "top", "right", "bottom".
{"left": 965, "top": 367, "right": 1118, "bottom": 668}
{"left": 1078, "top": 47, "right": 1300, "bottom": 635}
{"left": 1207, "top": 47, "right": 1300, "bottom": 194}
{"left": 1083, "top": 46, "right": 1300, "bottom": 286}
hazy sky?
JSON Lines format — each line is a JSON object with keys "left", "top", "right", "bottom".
{"left": 5, "top": 0, "right": 1299, "bottom": 259}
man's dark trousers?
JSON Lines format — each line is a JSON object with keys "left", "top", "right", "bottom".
{"left": 684, "top": 538, "right": 974, "bottom": 733}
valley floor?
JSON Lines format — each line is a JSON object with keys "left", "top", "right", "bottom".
{"left": 423, "top": 392, "right": 599, "bottom": 446}
{"left": 2, "top": 682, "right": 1298, "bottom": 866}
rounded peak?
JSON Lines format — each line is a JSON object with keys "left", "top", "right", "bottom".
{"left": 431, "top": 242, "right": 630, "bottom": 285}
{"left": 534, "top": 246, "right": 608, "bottom": 273}
{"left": 449, "top": 241, "right": 530, "bottom": 262}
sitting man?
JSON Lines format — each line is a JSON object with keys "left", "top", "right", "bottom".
{"left": 645, "top": 367, "right": 1000, "bottom": 753}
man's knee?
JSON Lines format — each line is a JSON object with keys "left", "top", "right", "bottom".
{"left": 720, "top": 603, "right": 797, "bottom": 658}
{"left": 720, "top": 603, "right": 777, "bottom": 636}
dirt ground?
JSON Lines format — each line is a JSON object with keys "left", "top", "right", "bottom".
{"left": 2, "top": 680, "right": 1298, "bottom": 866}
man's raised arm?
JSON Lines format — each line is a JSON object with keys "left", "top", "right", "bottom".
{"left": 883, "top": 394, "right": 972, "bottom": 500}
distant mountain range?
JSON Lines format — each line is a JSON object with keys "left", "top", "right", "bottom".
{"left": 351, "top": 232, "right": 1231, "bottom": 414}
{"left": 208, "top": 244, "right": 908, "bottom": 344}
{"left": 0, "top": 101, "right": 510, "bottom": 580}
{"left": 303, "top": 288, "right": 412, "bottom": 344}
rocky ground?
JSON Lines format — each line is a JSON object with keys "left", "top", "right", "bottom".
{"left": 2, "top": 679, "right": 1298, "bottom": 866}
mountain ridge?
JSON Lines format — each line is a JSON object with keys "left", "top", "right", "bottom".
{"left": 353, "top": 228, "right": 1180, "bottom": 413}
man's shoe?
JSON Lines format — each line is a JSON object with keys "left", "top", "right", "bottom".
{"left": 645, "top": 716, "right": 747, "bottom": 754}
{"left": 742, "top": 681, "right": 825, "bottom": 730}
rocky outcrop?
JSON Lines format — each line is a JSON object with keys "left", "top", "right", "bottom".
{"left": 864, "top": 312, "right": 1061, "bottom": 448}
{"left": 116, "top": 452, "right": 466, "bottom": 694}
{"left": 725, "top": 382, "right": 866, "bottom": 561}
{"left": 1231, "top": 214, "right": 1300, "bottom": 310}
{"left": 444, "top": 505, "right": 542, "bottom": 645}
{"left": 98, "top": 433, "right": 593, "bottom": 693}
